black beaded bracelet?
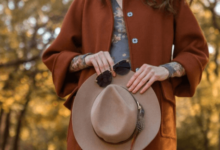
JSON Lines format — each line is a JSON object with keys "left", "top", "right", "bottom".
{"left": 159, "top": 64, "right": 175, "bottom": 78}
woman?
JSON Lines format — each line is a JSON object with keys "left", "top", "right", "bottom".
{"left": 42, "top": 0, "right": 209, "bottom": 149}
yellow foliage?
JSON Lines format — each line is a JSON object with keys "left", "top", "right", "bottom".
{"left": 192, "top": 103, "right": 200, "bottom": 113}
{"left": 58, "top": 107, "right": 70, "bottom": 117}
{"left": 21, "top": 128, "right": 30, "bottom": 140}
{"left": 43, "top": 71, "right": 49, "bottom": 78}
{"left": 10, "top": 40, "right": 19, "bottom": 49}
{"left": 35, "top": 73, "right": 42, "bottom": 80}
{"left": 17, "top": 50, "right": 24, "bottom": 58}
{"left": 34, "top": 105, "right": 45, "bottom": 115}
{"left": 204, "top": 10, "right": 211, "bottom": 19}
{"left": 208, "top": 61, "right": 215, "bottom": 71}
{"left": 49, "top": 122, "right": 56, "bottom": 128}
{"left": 0, "top": 83, "right": 4, "bottom": 90}
{"left": 48, "top": 143, "right": 55, "bottom": 150}
{"left": 41, "top": 121, "right": 49, "bottom": 128}
{"left": 208, "top": 130, "right": 218, "bottom": 147}
{"left": 53, "top": 136, "right": 59, "bottom": 141}
{"left": 3, "top": 97, "right": 14, "bottom": 109}
{"left": 209, "top": 74, "right": 216, "bottom": 82}
{"left": 209, "top": 27, "right": 215, "bottom": 33}
{"left": 14, "top": 94, "right": 21, "bottom": 101}
{"left": 37, "top": 63, "right": 48, "bottom": 70}
{"left": 0, "top": 28, "right": 9, "bottom": 35}
{"left": 176, "top": 97, "right": 192, "bottom": 127}
{"left": 11, "top": 103, "right": 24, "bottom": 111}
{"left": 212, "top": 87, "right": 218, "bottom": 97}
{"left": 24, "top": 83, "right": 30, "bottom": 90}
{"left": 215, "top": 29, "right": 219, "bottom": 35}
{"left": 20, "top": 77, "right": 28, "bottom": 84}
{"left": 26, "top": 31, "right": 32, "bottom": 38}
{"left": 210, "top": 113, "right": 218, "bottom": 123}
{"left": 4, "top": 8, "right": 11, "bottom": 15}
{"left": 45, "top": 77, "right": 54, "bottom": 86}
{"left": 0, "top": 74, "right": 9, "bottom": 81}
{"left": 201, "top": 72, "right": 207, "bottom": 81}
{"left": 9, "top": 127, "right": 16, "bottom": 137}
{"left": 46, "top": 94, "right": 56, "bottom": 100}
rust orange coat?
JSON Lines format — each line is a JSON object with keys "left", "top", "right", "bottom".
{"left": 42, "top": 0, "right": 209, "bottom": 149}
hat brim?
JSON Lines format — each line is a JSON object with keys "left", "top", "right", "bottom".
{"left": 72, "top": 70, "right": 161, "bottom": 150}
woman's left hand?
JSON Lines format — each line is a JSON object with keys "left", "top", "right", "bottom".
{"left": 126, "top": 64, "right": 169, "bottom": 94}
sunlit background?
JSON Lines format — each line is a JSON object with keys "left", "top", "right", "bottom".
{"left": 0, "top": 0, "right": 219, "bottom": 149}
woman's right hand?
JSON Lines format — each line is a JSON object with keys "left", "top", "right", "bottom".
{"left": 85, "top": 51, "right": 116, "bottom": 76}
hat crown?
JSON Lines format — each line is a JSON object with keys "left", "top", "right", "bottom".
{"left": 91, "top": 84, "right": 137, "bottom": 144}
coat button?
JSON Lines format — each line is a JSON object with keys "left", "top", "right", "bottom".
{"left": 132, "top": 38, "right": 138, "bottom": 44}
{"left": 127, "top": 12, "right": 133, "bottom": 17}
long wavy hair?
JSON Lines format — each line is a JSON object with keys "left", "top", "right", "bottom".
{"left": 101, "top": 0, "right": 177, "bottom": 14}
{"left": 143, "top": 0, "right": 176, "bottom": 14}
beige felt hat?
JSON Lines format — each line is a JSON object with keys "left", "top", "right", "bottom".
{"left": 72, "top": 70, "right": 161, "bottom": 150}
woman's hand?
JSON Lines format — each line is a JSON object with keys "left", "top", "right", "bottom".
{"left": 85, "top": 51, "right": 116, "bottom": 76}
{"left": 126, "top": 64, "right": 169, "bottom": 94}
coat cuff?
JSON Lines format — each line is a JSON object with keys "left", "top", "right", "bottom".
{"left": 52, "top": 51, "right": 81, "bottom": 98}
{"left": 170, "top": 51, "right": 204, "bottom": 97}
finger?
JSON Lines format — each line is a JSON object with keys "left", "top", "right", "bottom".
{"left": 100, "top": 51, "right": 111, "bottom": 71}
{"left": 95, "top": 53, "right": 105, "bottom": 73}
{"left": 126, "top": 65, "right": 145, "bottom": 87}
{"left": 128, "top": 70, "right": 147, "bottom": 92}
{"left": 91, "top": 58, "right": 101, "bottom": 75}
{"left": 104, "top": 52, "right": 116, "bottom": 76}
{"left": 132, "top": 71, "right": 154, "bottom": 93}
{"left": 140, "top": 76, "right": 156, "bottom": 94}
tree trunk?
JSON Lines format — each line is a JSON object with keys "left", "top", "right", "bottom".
{"left": 1, "top": 109, "right": 11, "bottom": 150}
{"left": 218, "top": 113, "right": 220, "bottom": 150}
{"left": 13, "top": 89, "right": 31, "bottom": 150}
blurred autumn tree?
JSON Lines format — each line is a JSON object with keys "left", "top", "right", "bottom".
{"left": 176, "top": 0, "right": 220, "bottom": 150}
{"left": 0, "top": 0, "right": 219, "bottom": 150}
{"left": 0, "top": 0, "right": 73, "bottom": 149}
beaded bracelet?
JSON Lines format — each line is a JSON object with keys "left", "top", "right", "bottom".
{"left": 159, "top": 64, "right": 175, "bottom": 78}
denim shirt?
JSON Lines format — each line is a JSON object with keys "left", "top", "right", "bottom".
{"left": 110, "top": 0, "right": 130, "bottom": 64}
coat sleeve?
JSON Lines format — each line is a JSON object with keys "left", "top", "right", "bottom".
{"left": 42, "top": 0, "right": 85, "bottom": 97}
{"left": 170, "top": 0, "right": 209, "bottom": 97}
